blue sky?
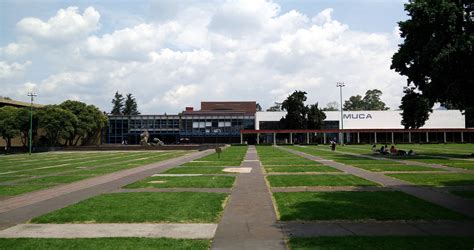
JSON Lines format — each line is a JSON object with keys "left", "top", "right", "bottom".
{"left": 1, "top": 0, "right": 409, "bottom": 114}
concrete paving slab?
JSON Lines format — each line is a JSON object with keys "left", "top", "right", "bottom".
{"left": 110, "top": 188, "right": 232, "bottom": 193}
{"left": 271, "top": 186, "right": 392, "bottom": 192}
{"left": 151, "top": 174, "right": 203, "bottom": 176}
{"left": 222, "top": 167, "right": 252, "bottom": 173}
{"left": 0, "top": 223, "right": 217, "bottom": 239}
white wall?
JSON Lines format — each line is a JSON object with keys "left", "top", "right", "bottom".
{"left": 256, "top": 110, "right": 465, "bottom": 129}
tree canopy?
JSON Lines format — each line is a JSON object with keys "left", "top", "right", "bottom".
{"left": 343, "top": 89, "right": 389, "bottom": 111}
{"left": 280, "top": 90, "right": 326, "bottom": 129}
{"left": 322, "top": 101, "right": 339, "bottom": 111}
{"left": 111, "top": 91, "right": 124, "bottom": 115}
{"left": 266, "top": 102, "right": 282, "bottom": 111}
{"left": 399, "top": 87, "right": 433, "bottom": 129}
{"left": 391, "top": 0, "right": 473, "bottom": 117}
{"left": 0, "top": 106, "right": 20, "bottom": 150}
{"left": 123, "top": 93, "right": 140, "bottom": 115}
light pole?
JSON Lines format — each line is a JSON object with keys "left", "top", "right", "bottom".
{"left": 27, "top": 92, "right": 37, "bottom": 155}
{"left": 336, "top": 82, "right": 345, "bottom": 145}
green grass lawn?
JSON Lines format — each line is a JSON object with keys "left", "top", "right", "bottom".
{"left": 267, "top": 174, "right": 378, "bottom": 187}
{"left": 350, "top": 164, "right": 444, "bottom": 172}
{"left": 0, "top": 238, "right": 210, "bottom": 250}
{"left": 31, "top": 192, "right": 228, "bottom": 223}
{"left": 288, "top": 236, "right": 474, "bottom": 250}
{"left": 264, "top": 165, "right": 340, "bottom": 173}
{"left": 182, "top": 146, "right": 247, "bottom": 167}
{"left": 450, "top": 190, "right": 474, "bottom": 199}
{"left": 165, "top": 166, "right": 232, "bottom": 174}
{"left": 0, "top": 151, "right": 188, "bottom": 197}
{"left": 386, "top": 173, "right": 474, "bottom": 186}
{"left": 256, "top": 146, "right": 318, "bottom": 167}
{"left": 273, "top": 191, "right": 466, "bottom": 221}
{"left": 125, "top": 176, "right": 236, "bottom": 188}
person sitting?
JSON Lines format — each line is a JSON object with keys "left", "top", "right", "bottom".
{"left": 379, "top": 145, "right": 388, "bottom": 155}
{"left": 407, "top": 149, "right": 416, "bottom": 156}
{"left": 390, "top": 145, "right": 397, "bottom": 155}
{"left": 397, "top": 149, "right": 407, "bottom": 156}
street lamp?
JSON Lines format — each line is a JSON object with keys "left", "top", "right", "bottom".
{"left": 27, "top": 92, "right": 37, "bottom": 155}
{"left": 336, "top": 82, "right": 345, "bottom": 145}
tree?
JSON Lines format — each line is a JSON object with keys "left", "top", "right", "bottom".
{"left": 38, "top": 105, "right": 77, "bottom": 146}
{"left": 307, "top": 103, "right": 326, "bottom": 129}
{"left": 123, "top": 93, "right": 140, "bottom": 115}
{"left": 0, "top": 106, "right": 20, "bottom": 151}
{"left": 266, "top": 102, "right": 282, "bottom": 111}
{"left": 322, "top": 101, "right": 339, "bottom": 111}
{"left": 111, "top": 91, "right": 124, "bottom": 115}
{"left": 344, "top": 89, "right": 389, "bottom": 110}
{"left": 363, "top": 89, "right": 390, "bottom": 110}
{"left": 16, "top": 108, "right": 38, "bottom": 147}
{"left": 256, "top": 103, "right": 262, "bottom": 112}
{"left": 399, "top": 87, "right": 433, "bottom": 129}
{"left": 391, "top": 0, "right": 473, "bottom": 117}
{"left": 81, "top": 105, "right": 108, "bottom": 145}
{"left": 343, "top": 95, "right": 365, "bottom": 111}
{"left": 280, "top": 91, "right": 308, "bottom": 129}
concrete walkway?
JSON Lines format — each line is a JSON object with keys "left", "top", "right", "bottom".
{"left": 211, "top": 146, "right": 286, "bottom": 250}
{"left": 0, "top": 223, "right": 217, "bottom": 239}
{"left": 0, "top": 149, "right": 213, "bottom": 230}
{"left": 110, "top": 188, "right": 232, "bottom": 193}
{"left": 280, "top": 146, "right": 474, "bottom": 217}
{"left": 281, "top": 221, "right": 474, "bottom": 236}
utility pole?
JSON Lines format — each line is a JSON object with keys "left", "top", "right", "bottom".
{"left": 336, "top": 82, "right": 345, "bottom": 145}
{"left": 27, "top": 92, "right": 37, "bottom": 155}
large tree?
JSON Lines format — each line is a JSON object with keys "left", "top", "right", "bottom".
{"left": 343, "top": 95, "right": 365, "bottom": 111}
{"left": 307, "top": 103, "right": 326, "bottom": 129}
{"left": 281, "top": 91, "right": 308, "bottom": 129}
{"left": 16, "top": 108, "right": 38, "bottom": 147}
{"left": 38, "top": 105, "right": 77, "bottom": 146}
{"left": 0, "top": 106, "right": 20, "bottom": 151}
{"left": 111, "top": 91, "right": 124, "bottom": 115}
{"left": 344, "top": 89, "right": 389, "bottom": 110}
{"left": 123, "top": 93, "right": 140, "bottom": 115}
{"left": 399, "top": 87, "right": 433, "bottom": 129}
{"left": 392, "top": 0, "right": 473, "bottom": 123}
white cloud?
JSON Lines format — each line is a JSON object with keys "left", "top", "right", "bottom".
{"left": 0, "top": 61, "right": 32, "bottom": 78}
{"left": 2, "top": 3, "right": 407, "bottom": 113}
{"left": 16, "top": 6, "right": 100, "bottom": 42}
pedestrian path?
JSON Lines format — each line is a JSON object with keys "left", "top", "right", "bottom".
{"left": 280, "top": 146, "right": 474, "bottom": 217}
{"left": 0, "top": 149, "right": 214, "bottom": 230}
{"left": 211, "top": 146, "right": 286, "bottom": 250}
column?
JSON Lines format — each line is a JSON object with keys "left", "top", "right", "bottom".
{"left": 374, "top": 132, "right": 377, "bottom": 144}
{"left": 426, "top": 131, "right": 429, "bottom": 143}
{"left": 273, "top": 133, "right": 276, "bottom": 145}
{"left": 306, "top": 132, "right": 310, "bottom": 144}
{"left": 289, "top": 133, "right": 293, "bottom": 144}
{"left": 391, "top": 132, "right": 394, "bottom": 144}
{"left": 240, "top": 133, "right": 243, "bottom": 144}
{"left": 357, "top": 132, "right": 360, "bottom": 144}
{"left": 408, "top": 131, "right": 412, "bottom": 143}
{"left": 257, "top": 133, "right": 260, "bottom": 144}
{"left": 461, "top": 132, "right": 464, "bottom": 143}
{"left": 323, "top": 133, "right": 326, "bottom": 144}
{"left": 444, "top": 132, "right": 447, "bottom": 143}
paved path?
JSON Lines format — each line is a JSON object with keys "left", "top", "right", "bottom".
{"left": 0, "top": 223, "right": 217, "bottom": 239}
{"left": 211, "top": 146, "right": 286, "bottom": 250}
{"left": 271, "top": 186, "right": 390, "bottom": 192}
{"left": 0, "top": 150, "right": 213, "bottom": 230}
{"left": 279, "top": 146, "right": 474, "bottom": 217}
{"left": 281, "top": 221, "right": 474, "bottom": 236}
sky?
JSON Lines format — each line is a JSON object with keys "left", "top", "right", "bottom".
{"left": 0, "top": 0, "right": 409, "bottom": 114}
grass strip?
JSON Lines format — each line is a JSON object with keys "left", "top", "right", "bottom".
{"left": 165, "top": 167, "right": 231, "bottom": 174}
{"left": 264, "top": 165, "right": 340, "bottom": 173}
{"left": 386, "top": 173, "right": 474, "bottom": 186}
{"left": 273, "top": 191, "right": 466, "bottom": 221}
{"left": 125, "top": 176, "right": 236, "bottom": 188}
{"left": 267, "top": 175, "right": 378, "bottom": 187}
{"left": 288, "top": 236, "right": 474, "bottom": 250}
{"left": 31, "top": 192, "right": 228, "bottom": 223}
{"left": 0, "top": 238, "right": 210, "bottom": 250}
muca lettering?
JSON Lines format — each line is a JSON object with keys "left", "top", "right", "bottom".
{"left": 343, "top": 114, "right": 373, "bottom": 119}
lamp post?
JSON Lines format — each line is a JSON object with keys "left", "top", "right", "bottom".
{"left": 27, "top": 92, "right": 37, "bottom": 155}
{"left": 336, "top": 82, "right": 345, "bottom": 145}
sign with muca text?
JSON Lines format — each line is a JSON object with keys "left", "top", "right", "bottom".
{"left": 343, "top": 113, "right": 373, "bottom": 119}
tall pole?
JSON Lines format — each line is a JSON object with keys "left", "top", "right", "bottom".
{"left": 336, "top": 82, "right": 345, "bottom": 145}
{"left": 27, "top": 92, "right": 37, "bottom": 155}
